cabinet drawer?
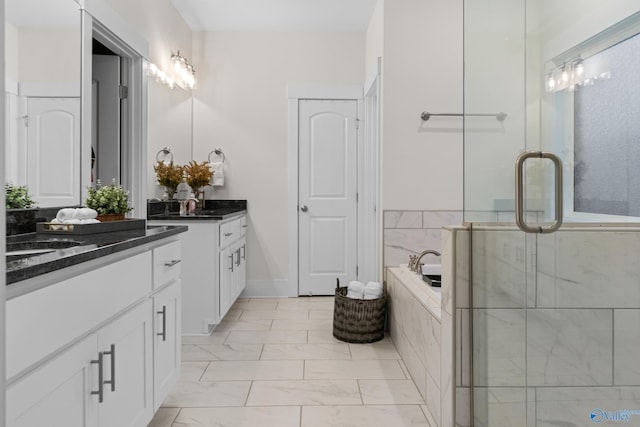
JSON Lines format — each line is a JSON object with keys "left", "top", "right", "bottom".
{"left": 220, "top": 218, "right": 241, "bottom": 248}
{"left": 153, "top": 240, "right": 182, "bottom": 289}
{"left": 6, "top": 251, "right": 152, "bottom": 380}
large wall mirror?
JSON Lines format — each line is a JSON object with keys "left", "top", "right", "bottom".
{"left": 5, "top": 0, "right": 81, "bottom": 207}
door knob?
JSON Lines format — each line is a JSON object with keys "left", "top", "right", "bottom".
{"left": 300, "top": 205, "right": 308, "bottom": 212}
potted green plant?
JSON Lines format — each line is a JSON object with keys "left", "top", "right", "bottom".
{"left": 85, "top": 179, "right": 132, "bottom": 221}
{"left": 6, "top": 183, "right": 36, "bottom": 209}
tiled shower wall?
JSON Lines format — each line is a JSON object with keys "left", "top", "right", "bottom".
{"left": 455, "top": 227, "right": 640, "bottom": 427}
{"left": 383, "top": 210, "right": 463, "bottom": 267}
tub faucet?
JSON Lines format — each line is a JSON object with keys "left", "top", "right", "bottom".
{"left": 410, "top": 249, "right": 441, "bottom": 273}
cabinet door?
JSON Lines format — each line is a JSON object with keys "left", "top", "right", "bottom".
{"left": 236, "top": 238, "right": 247, "bottom": 299}
{"left": 97, "top": 300, "right": 153, "bottom": 427}
{"left": 219, "top": 245, "right": 235, "bottom": 319}
{"left": 153, "top": 281, "right": 182, "bottom": 411}
{"left": 6, "top": 335, "right": 99, "bottom": 427}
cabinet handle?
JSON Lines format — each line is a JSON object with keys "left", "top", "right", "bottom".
{"left": 91, "top": 352, "right": 104, "bottom": 403}
{"left": 235, "top": 248, "right": 241, "bottom": 267}
{"left": 103, "top": 344, "right": 116, "bottom": 392}
{"left": 164, "top": 259, "right": 181, "bottom": 267}
{"left": 224, "top": 232, "right": 233, "bottom": 237}
{"left": 229, "top": 253, "right": 234, "bottom": 272}
{"left": 242, "top": 225, "right": 247, "bottom": 228}
{"left": 157, "top": 305, "right": 167, "bottom": 342}
{"left": 241, "top": 244, "right": 246, "bottom": 260}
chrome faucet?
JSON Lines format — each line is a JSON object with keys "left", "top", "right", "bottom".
{"left": 409, "top": 249, "right": 441, "bottom": 273}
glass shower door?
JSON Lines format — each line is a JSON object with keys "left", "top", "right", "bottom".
{"left": 463, "top": 1, "right": 640, "bottom": 426}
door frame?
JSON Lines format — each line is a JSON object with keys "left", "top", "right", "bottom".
{"left": 80, "top": 2, "right": 148, "bottom": 218}
{"left": 287, "top": 84, "right": 379, "bottom": 297}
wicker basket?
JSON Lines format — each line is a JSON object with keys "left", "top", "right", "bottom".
{"left": 332, "top": 278, "right": 387, "bottom": 343}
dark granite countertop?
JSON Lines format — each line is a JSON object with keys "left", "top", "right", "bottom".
{"left": 6, "top": 225, "right": 187, "bottom": 285}
{"left": 147, "top": 199, "right": 247, "bottom": 221}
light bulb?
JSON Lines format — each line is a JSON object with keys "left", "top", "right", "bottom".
{"left": 547, "top": 74, "right": 556, "bottom": 91}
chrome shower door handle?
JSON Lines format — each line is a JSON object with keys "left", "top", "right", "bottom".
{"left": 300, "top": 205, "right": 308, "bottom": 212}
{"left": 515, "top": 151, "right": 563, "bottom": 234}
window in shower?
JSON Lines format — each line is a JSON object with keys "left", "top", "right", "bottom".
{"left": 572, "top": 31, "right": 640, "bottom": 217}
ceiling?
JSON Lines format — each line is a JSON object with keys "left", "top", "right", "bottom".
{"left": 169, "top": 0, "right": 379, "bottom": 32}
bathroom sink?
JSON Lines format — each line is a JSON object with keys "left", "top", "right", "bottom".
{"left": 6, "top": 240, "right": 83, "bottom": 261}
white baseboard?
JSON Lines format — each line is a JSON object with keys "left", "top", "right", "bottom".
{"left": 241, "top": 279, "right": 296, "bottom": 298}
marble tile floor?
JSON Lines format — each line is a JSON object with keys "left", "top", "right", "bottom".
{"left": 148, "top": 296, "right": 436, "bottom": 427}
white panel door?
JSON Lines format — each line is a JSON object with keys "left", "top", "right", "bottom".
{"left": 298, "top": 99, "right": 358, "bottom": 295}
{"left": 26, "top": 97, "right": 80, "bottom": 207}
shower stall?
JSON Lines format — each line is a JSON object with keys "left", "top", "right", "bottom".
{"left": 463, "top": 1, "right": 640, "bottom": 426}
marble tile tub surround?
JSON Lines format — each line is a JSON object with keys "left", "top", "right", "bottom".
{"left": 387, "top": 266, "right": 443, "bottom": 426}
{"left": 384, "top": 210, "right": 463, "bottom": 267}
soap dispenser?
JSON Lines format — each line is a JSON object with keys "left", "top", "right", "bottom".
{"left": 177, "top": 173, "right": 191, "bottom": 216}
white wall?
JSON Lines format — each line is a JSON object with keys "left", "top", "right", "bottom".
{"left": 147, "top": 83, "right": 192, "bottom": 198}
{"left": 365, "top": 0, "right": 384, "bottom": 86}
{"left": 380, "top": 0, "right": 463, "bottom": 211}
{"left": 191, "top": 31, "right": 365, "bottom": 285}
{"left": 18, "top": 30, "right": 80, "bottom": 83}
{"left": 104, "top": 0, "right": 192, "bottom": 69}
{"left": 5, "top": 21, "right": 18, "bottom": 82}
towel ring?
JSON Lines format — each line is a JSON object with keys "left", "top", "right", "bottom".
{"left": 208, "top": 148, "right": 226, "bottom": 163}
{"left": 156, "top": 147, "right": 173, "bottom": 163}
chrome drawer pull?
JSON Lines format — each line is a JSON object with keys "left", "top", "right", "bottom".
{"left": 224, "top": 232, "right": 233, "bottom": 237}
{"left": 157, "top": 305, "right": 167, "bottom": 342}
{"left": 103, "top": 344, "right": 116, "bottom": 392}
{"left": 91, "top": 352, "right": 104, "bottom": 403}
{"left": 164, "top": 259, "right": 181, "bottom": 267}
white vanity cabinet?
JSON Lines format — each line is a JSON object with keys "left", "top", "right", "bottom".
{"left": 6, "top": 237, "right": 183, "bottom": 427}
{"left": 148, "top": 213, "right": 247, "bottom": 334}
{"left": 219, "top": 220, "right": 247, "bottom": 319}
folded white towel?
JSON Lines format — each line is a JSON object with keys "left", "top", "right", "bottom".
{"left": 56, "top": 208, "right": 76, "bottom": 222}
{"left": 53, "top": 209, "right": 101, "bottom": 224}
{"left": 421, "top": 264, "right": 442, "bottom": 276}
{"left": 363, "top": 281, "right": 383, "bottom": 299}
{"left": 346, "top": 280, "right": 365, "bottom": 299}
{"left": 77, "top": 208, "right": 98, "bottom": 220}
{"left": 211, "top": 162, "right": 225, "bottom": 186}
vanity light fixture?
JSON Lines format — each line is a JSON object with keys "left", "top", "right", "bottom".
{"left": 545, "top": 58, "right": 610, "bottom": 93}
{"left": 171, "top": 51, "right": 196, "bottom": 90}
{"left": 148, "top": 62, "right": 176, "bottom": 89}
